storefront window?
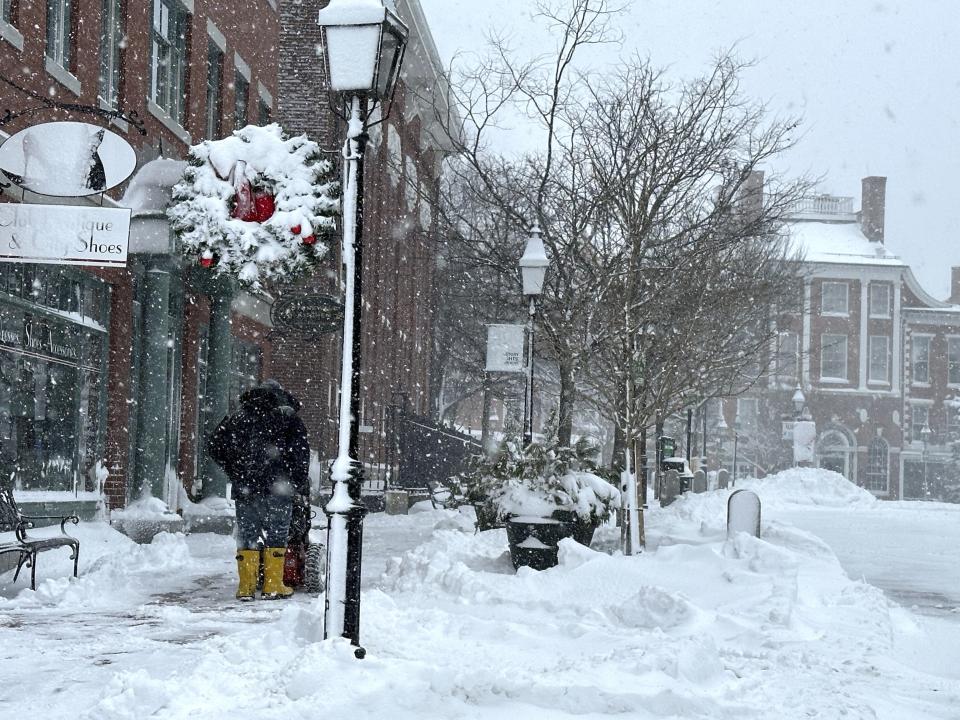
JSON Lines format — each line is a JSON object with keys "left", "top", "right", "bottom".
{"left": 229, "top": 339, "right": 261, "bottom": 413}
{"left": 0, "top": 271, "right": 107, "bottom": 494}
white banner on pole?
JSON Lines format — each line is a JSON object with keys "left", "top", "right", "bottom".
{"left": 0, "top": 203, "right": 130, "bottom": 267}
{"left": 793, "top": 420, "right": 817, "bottom": 464}
{"left": 485, "top": 324, "right": 525, "bottom": 373}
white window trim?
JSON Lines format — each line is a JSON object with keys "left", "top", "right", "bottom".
{"left": 0, "top": 17, "right": 23, "bottom": 51}
{"left": 821, "top": 281, "right": 850, "bottom": 317}
{"left": 869, "top": 283, "right": 892, "bottom": 319}
{"left": 234, "top": 52, "right": 251, "bottom": 82}
{"left": 147, "top": 98, "right": 192, "bottom": 144}
{"left": 206, "top": 18, "right": 227, "bottom": 51}
{"left": 257, "top": 81, "right": 273, "bottom": 109}
{"left": 45, "top": 57, "right": 82, "bottom": 96}
{"left": 820, "top": 334, "right": 849, "bottom": 382}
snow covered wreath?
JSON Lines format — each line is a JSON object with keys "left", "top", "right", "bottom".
{"left": 168, "top": 124, "right": 339, "bottom": 287}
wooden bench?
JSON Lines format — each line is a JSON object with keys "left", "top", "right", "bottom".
{"left": 0, "top": 481, "right": 80, "bottom": 590}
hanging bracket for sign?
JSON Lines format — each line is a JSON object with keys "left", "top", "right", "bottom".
{"left": 0, "top": 75, "right": 146, "bottom": 136}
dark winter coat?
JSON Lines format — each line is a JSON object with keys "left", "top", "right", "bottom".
{"left": 207, "top": 384, "right": 310, "bottom": 500}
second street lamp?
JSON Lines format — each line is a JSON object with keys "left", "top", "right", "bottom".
{"left": 317, "top": 0, "right": 408, "bottom": 655}
{"left": 519, "top": 224, "right": 549, "bottom": 446}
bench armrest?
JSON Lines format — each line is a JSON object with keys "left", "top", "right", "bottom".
{"left": 17, "top": 514, "right": 80, "bottom": 537}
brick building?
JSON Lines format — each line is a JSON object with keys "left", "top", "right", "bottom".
{"left": 271, "top": 0, "right": 450, "bottom": 487}
{"left": 720, "top": 176, "right": 960, "bottom": 501}
{"left": 0, "top": 0, "right": 448, "bottom": 521}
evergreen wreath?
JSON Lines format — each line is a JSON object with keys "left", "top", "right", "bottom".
{"left": 168, "top": 123, "right": 339, "bottom": 288}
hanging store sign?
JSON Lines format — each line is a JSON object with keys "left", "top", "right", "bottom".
{"left": 270, "top": 293, "right": 345, "bottom": 335}
{"left": 0, "top": 121, "right": 137, "bottom": 196}
{"left": 0, "top": 203, "right": 130, "bottom": 267}
{"left": 485, "top": 324, "right": 525, "bottom": 373}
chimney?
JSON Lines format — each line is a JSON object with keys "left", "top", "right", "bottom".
{"left": 861, "top": 176, "right": 886, "bottom": 243}
{"left": 950, "top": 267, "right": 960, "bottom": 304}
{"left": 741, "top": 170, "right": 764, "bottom": 223}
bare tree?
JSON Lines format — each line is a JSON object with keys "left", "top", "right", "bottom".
{"left": 572, "top": 56, "right": 810, "bottom": 465}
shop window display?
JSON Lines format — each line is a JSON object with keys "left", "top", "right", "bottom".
{"left": 0, "top": 267, "right": 107, "bottom": 494}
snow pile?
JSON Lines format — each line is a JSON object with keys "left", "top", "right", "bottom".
{"left": 738, "top": 467, "right": 879, "bottom": 509}
{"left": 2, "top": 498, "right": 958, "bottom": 718}
{"left": 110, "top": 494, "right": 184, "bottom": 543}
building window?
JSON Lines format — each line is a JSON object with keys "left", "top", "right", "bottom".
{"left": 736, "top": 397, "right": 758, "bottom": 429}
{"left": 821, "top": 281, "right": 849, "bottom": 316}
{"left": 45, "top": 0, "right": 72, "bottom": 68}
{"left": 234, "top": 71, "right": 249, "bottom": 130}
{"left": 258, "top": 98, "right": 271, "bottom": 125}
{"left": 868, "top": 335, "right": 889, "bottom": 384}
{"left": 869, "top": 283, "right": 891, "bottom": 318}
{"left": 864, "top": 437, "right": 888, "bottom": 493}
{"left": 911, "top": 405, "right": 930, "bottom": 443}
{"left": 205, "top": 39, "right": 223, "bottom": 139}
{"left": 948, "top": 402, "right": 960, "bottom": 441}
{"left": 774, "top": 331, "right": 798, "bottom": 386}
{"left": 820, "top": 334, "right": 848, "bottom": 381}
{"left": 949, "top": 337, "right": 960, "bottom": 386}
{"left": 229, "top": 339, "right": 261, "bottom": 413}
{"left": 2, "top": 0, "right": 17, "bottom": 24}
{"left": 150, "top": 0, "right": 189, "bottom": 125}
{"left": 98, "top": 0, "right": 124, "bottom": 108}
{"left": 911, "top": 335, "right": 931, "bottom": 385}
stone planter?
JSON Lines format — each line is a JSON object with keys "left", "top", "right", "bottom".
{"left": 506, "top": 516, "right": 569, "bottom": 570}
{"left": 550, "top": 509, "right": 597, "bottom": 547}
{"left": 474, "top": 503, "right": 504, "bottom": 532}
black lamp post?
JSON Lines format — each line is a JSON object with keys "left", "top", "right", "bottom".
{"left": 518, "top": 224, "right": 549, "bottom": 445}
{"left": 317, "top": 0, "right": 407, "bottom": 655}
{"left": 921, "top": 422, "right": 932, "bottom": 500}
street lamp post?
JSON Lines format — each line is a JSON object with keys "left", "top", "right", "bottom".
{"left": 921, "top": 422, "right": 932, "bottom": 500}
{"left": 317, "top": 0, "right": 408, "bottom": 655}
{"left": 519, "top": 224, "right": 549, "bottom": 445}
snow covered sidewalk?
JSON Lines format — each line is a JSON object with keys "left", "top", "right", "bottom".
{"left": 1, "top": 474, "right": 958, "bottom": 719}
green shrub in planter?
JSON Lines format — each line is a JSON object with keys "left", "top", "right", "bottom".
{"left": 454, "top": 433, "right": 620, "bottom": 539}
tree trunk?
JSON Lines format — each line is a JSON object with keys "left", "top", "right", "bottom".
{"left": 557, "top": 360, "right": 577, "bottom": 446}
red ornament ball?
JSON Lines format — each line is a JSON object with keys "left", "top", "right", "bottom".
{"left": 200, "top": 256, "right": 214, "bottom": 268}
{"left": 291, "top": 224, "right": 302, "bottom": 235}
{"left": 301, "top": 235, "right": 316, "bottom": 245}
{"left": 253, "top": 193, "right": 275, "bottom": 222}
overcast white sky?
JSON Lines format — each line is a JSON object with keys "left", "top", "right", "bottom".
{"left": 418, "top": 0, "right": 960, "bottom": 298}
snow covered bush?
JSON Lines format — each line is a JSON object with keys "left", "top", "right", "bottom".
{"left": 168, "top": 124, "right": 339, "bottom": 288}
{"left": 456, "top": 434, "right": 620, "bottom": 528}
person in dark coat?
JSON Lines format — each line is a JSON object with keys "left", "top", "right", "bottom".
{"left": 207, "top": 379, "right": 309, "bottom": 600}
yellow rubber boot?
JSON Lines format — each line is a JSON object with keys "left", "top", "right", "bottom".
{"left": 236, "top": 550, "right": 260, "bottom": 601}
{"left": 261, "top": 547, "right": 294, "bottom": 599}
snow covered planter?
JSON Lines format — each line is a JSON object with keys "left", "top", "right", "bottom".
{"left": 457, "top": 436, "right": 620, "bottom": 570}
{"left": 167, "top": 124, "right": 339, "bottom": 288}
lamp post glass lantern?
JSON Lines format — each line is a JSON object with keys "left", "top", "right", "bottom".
{"left": 519, "top": 224, "right": 549, "bottom": 445}
{"left": 317, "top": 0, "right": 408, "bottom": 653}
